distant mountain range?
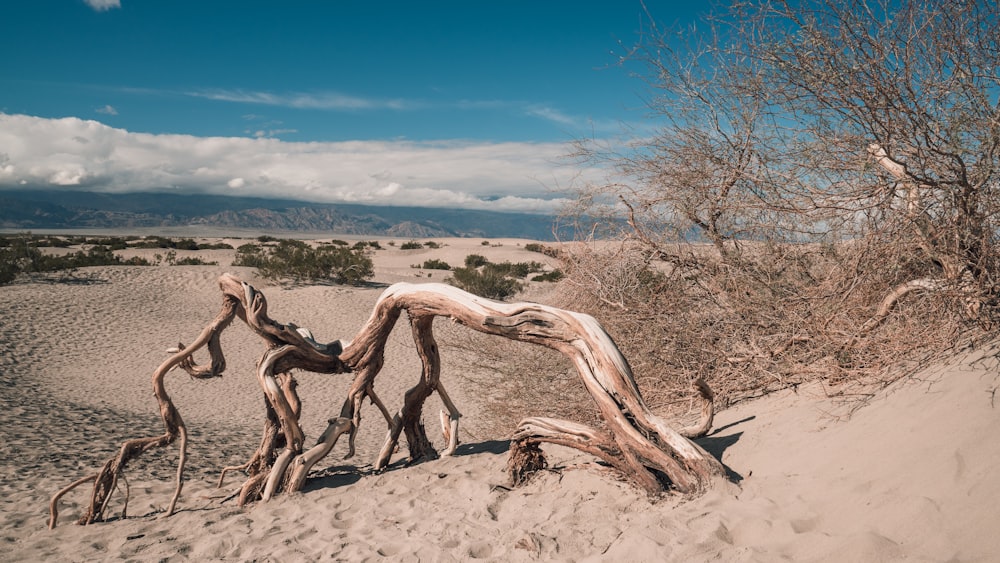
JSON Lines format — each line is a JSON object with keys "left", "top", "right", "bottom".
{"left": 0, "top": 189, "right": 566, "bottom": 240}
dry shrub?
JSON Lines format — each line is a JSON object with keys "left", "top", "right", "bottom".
{"left": 444, "top": 329, "right": 597, "bottom": 438}
{"left": 549, "top": 238, "right": 983, "bottom": 415}
{"left": 445, "top": 231, "right": 989, "bottom": 438}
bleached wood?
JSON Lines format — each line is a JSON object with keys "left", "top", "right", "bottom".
{"left": 52, "top": 275, "right": 722, "bottom": 529}
{"left": 337, "top": 283, "right": 724, "bottom": 494}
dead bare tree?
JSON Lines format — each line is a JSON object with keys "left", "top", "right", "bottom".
{"left": 566, "top": 0, "right": 1000, "bottom": 406}
{"left": 50, "top": 275, "right": 721, "bottom": 528}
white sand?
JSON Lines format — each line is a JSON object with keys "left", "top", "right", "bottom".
{"left": 2, "top": 236, "right": 999, "bottom": 561}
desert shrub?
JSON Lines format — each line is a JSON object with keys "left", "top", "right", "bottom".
{"left": 353, "top": 240, "right": 382, "bottom": 250}
{"left": 447, "top": 264, "right": 523, "bottom": 300}
{"left": 174, "top": 238, "right": 199, "bottom": 251}
{"left": 233, "top": 244, "right": 268, "bottom": 268}
{"left": 531, "top": 269, "right": 564, "bottom": 282}
{"left": 77, "top": 236, "right": 129, "bottom": 250}
{"left": 425, "top": 241, "right": 441, "bottom": 249}
{"left": 0, "top": 235, "right": 151, "bottom": 284}
{"left": 489, "top": 260, "right": 545, "bottom": 278}
{"left": 235, "top": 240, "right": 373, "bottom": 285}
{"left": 446, "top": 255, "right": 549, "bottom": 299}
{"left": 524, "top": 243, "right": 559, "bottom": 258}
{"left": 464, "top": 254, "right": 488, "bottom": 268}
{"left": 173, "top": 256, "right": 218, "bottom": 266}
{"left": 421, "top": 259, "right": 451, "bottom": 270}
{"left": 133, "top": 236, "right": 175, "bottom": 249}
{"left": 32, "top": 237, "right": 73, "bottom": 248}
{"left": 400, "top": 240, "right": 423, "bottom": 250}
{"left": 444, "top": 332, "right": 594, "bottom": 437}
{"left": 0, "top": 236, "right": 40, "bottom": 284}
{"left": 198, "top": 242, "right": 234, "bottom": 250}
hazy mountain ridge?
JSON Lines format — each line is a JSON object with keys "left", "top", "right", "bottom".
{"left": 0, "top": 189, "right": 561, "bottom": 240}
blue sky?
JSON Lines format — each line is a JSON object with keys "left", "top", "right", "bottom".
{"left": 0, "top": 0, "right": 706, "bottom": 212}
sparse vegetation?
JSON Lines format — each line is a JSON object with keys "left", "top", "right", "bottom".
{"left": 0, "top": 234, "right": 151, "bottom": 284}
{"left": 173, "top": 256, "right": 218, "bottom": 266}
{"left": 531, "top": 269, "right": 563, "bottom": 282}
{"left": 133, "top": 236, "right": 232, "bottom": 250}
{"left": 233, "top": 239, "right": 373, "bottom": 285}
{"left": 464, "top": 254, "right": 488, "bottom": 268}
{"left": 524, "top": 243, "right": 559, "bottom": 258}
{"left": 420, "top": 259, "right": 451, "bottom": 270}
{"left": 352, "top": 240, "right": 382, "bottom": 250}
{"left": 400, "top": 240, "right": 423, "bottom": 250}
{"left": 446, "top": 255, "right": 548, "bottom": 300}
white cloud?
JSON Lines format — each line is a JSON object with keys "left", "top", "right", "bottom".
{"left": 525, "top": 105, "right": 579, "bottom": 127}
{"left": 84, "top": 0, "right": 121, "bottom": 11}
{"left": 96, "top": 104, "right": 118, "bottom": 115}
{"left": 188, "top": 89, "right": 415, "bottom": 111}
{"left": 0, "top": 113, "right": 601, "bottom": 213}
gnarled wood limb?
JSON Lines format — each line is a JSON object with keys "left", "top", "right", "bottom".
{"left": 48, "top": 292, "right": 240, "bottom": 528}
{"left": 53, "top": 275, "right": 722, "bottom": 528}
{"left": 337, "top": 283, "right": 724, "bottom": 494}
{"left": 51, "top": 274, "right": 350, "bottom": 527}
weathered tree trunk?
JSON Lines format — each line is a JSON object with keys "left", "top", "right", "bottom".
{"left": 333, "top": 283, "right": 724, "bottom": 495}
{"left": 51, "top": 275, "right": 722, "bottom": 527}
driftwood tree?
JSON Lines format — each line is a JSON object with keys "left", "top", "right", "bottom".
{"left": 50, "top": 274, "right": 721, "bottom": 528}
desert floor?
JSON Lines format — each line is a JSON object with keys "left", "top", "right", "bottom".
{"left": 2, "top": 234, "right": 999, "bottom": 562}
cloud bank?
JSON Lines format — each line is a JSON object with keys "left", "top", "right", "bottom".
{"left": 0, "top": 114, "right": 595, "bottom": 213}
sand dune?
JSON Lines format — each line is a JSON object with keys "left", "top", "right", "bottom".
{"left": 2, "top": 236, "right": 999, "bottom": 561}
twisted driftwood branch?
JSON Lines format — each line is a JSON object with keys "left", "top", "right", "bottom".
{"left": 335, "top": 283, "right": 724, "bottom": 495}
{"left": 52, "top": 275, "right": 722, "bottom": 528}
{"left": 50, "top": 274, "right": 351, "bottom": 527}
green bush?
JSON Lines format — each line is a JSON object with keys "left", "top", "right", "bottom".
{"left": 488, "top": 260, "right": 545, "bottom": 278}
{"left": 532, "top": 269, "right": 564, "bottom": 282}
{"left": 447, "top": 266, "right": 523, "bottom": 300}
{"left": 400, "top": 240, "right": 423, "bottom": 250}
{"left": 444, "top": 254, "right": 552, "bottom": 299}
{"left": 234, "top": 240, "right": 373, "bottom": 285}
{"left": 198, "top": 242, "right": 234, "bottom": 250}
{"left": 464, "top": 254, "right": 489, "bottom": 268}
{"left": 421, "top": 259, "right": 452, "bottom": 270}
{"left": 173, "top": 256, "right": 219, "bottom": 266}
{"left": 133, "top": 236, "right": 174, "bottom": 249}
{"left": 0, "top": 235, "right": 152, "bottom": 284}
{"left": 174, "top": 238, "right": 199, "bottom": 251}
{"left": 233, "top": 243, "right": 268, "bottom": 268}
